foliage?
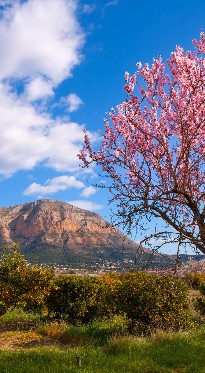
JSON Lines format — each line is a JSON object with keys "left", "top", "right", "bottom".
{"left": 46, "top": 275, "right": 114, "bottom": 323}
{"left": 0, "top": 247, "right": 54, "bottom": 315}
{"left": 194, "top": 296, "right": 205, "bottom": 316}
{"left": 79, "top": 33, "right": 205, "bottom": 254}
{"left": 46, "top": 271, "right": 191, "bottom": 333}
{"left": 185, "top": 273, "right": 205, "bottom": 289}
{"left": 116, "top": 272, "right": 192, "bottom": 334}
{"left": 0, "top": 249, "right": 193, "bottom": 333}
{"left": 194, "top": 278, "right": 205, "bottom": 316}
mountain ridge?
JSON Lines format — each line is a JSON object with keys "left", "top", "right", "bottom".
{"left": 0, "top": 200, "right": 140, "bottom": 265}
{"left": 0, "top": 199, "right": 170, "bottom": 268}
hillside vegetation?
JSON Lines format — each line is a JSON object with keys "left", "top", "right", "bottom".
{"left": 1, "top": 249, "right": 205, "bottom": 372}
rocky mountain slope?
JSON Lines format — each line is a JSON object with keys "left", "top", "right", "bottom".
{"left": 0, "top": 200, "right": 169, "bottom": 267}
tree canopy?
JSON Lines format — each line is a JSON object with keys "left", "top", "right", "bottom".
{"left": 79, "top": 33, "right": 205, "bottom": 255}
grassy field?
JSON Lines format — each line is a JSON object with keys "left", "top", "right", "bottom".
{"left": 0, "top": 310, "right": 205, "bottom": 373}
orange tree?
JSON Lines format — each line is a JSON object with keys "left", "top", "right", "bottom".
{"left": 0, "top": 247, "right": 54, "bottom": 315}
{"left": 46, "top": 274, "right": 116, "bottom": 323}
{"left": 116, "top": 272, "right": 192, "bottom": 333}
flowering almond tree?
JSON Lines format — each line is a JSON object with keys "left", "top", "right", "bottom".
{"left": 79, "top": 34, "right": 205, "bottom": 255}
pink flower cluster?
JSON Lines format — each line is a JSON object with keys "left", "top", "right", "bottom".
{"left": 79, "top": 34, "right": 205, "bottom": 254}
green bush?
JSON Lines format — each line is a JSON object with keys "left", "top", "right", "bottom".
{"left": 194, "top": 281, "right": 205, "bottom": 316}
{"left": 46, "top": 275, "right": 113, "bottom": 323}
{"left": 0, "top": 247, "right": 55, "bottom": 315}
{"left": 194, "top": 296, "right": 205, "bottom": 316}
{"left": 46, "top": 271, "right": 192, "bottom": 333}
{"left": 185, "top": 273, "right": 205, "bottom": 289}
{"left": 0, "top": 248, "right": 192, "bottom": 332}
{"left": 116, "top": 272, "right": 192, "bottom": 334}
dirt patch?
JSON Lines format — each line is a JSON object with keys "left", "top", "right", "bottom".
{"left": 0, "top": 330, "right": 45, "bottom": 350}
{"left": 0, "top": 326, "right": 68, "bottom": 351}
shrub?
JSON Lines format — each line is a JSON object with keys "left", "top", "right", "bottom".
{"left": 116, "top": 272, "right": 192, "bottom": 334}
{"left": 185, "top": 273, "right": 205, "bottom": 289}
{"left": 0, "top": 247, "right": 54, "bottom": 315}
{"left": 46, "top": 275, "right": 112, "bottom": 323}
{"left": 46, "top": 271, "right": 192, "bottom": 333}
{"left": 194, "top": 280, "right": 205, "bottom": 316}
{"left": 194, "top": 297, "right": 205, "bottom": 316}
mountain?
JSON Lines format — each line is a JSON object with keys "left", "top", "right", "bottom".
{"left": 0, "top": 200, "right": 170, "bottom": 268}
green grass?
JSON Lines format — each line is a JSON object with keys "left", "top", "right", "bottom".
{"left": 1, "top": 312, "right": 205, "bottom": 372}
{"left": 0, "top": 308, "right": 41, "bottom": 325}
{"left": 1, "top": 329, "right": 205, "bottom": 372}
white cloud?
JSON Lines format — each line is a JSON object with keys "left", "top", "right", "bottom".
{"left": 0, "top": 85, "right": 88, "bottom": 176}
{"left": 24, "top": 175, "right": 85, "bottom": 196}
{"left": 69, "top": 199, "right": 102, "bottom": 211}
{"left": 25, "top": 77, "right": 54, "bottom": 101}
{"left": 60, "top": 93, "right": 83, "bottom": 112}
{"left": 0, "top": 84, "right": 49, "bottom": 175}
{"left": 0, "top": 1, "right": 94, "bottom": 177}
{"left": 0, "top": 0, "right": 84, "bottom": 85}
{"left": 0, "top": 1, "right": 97, "bottom": 179}
{"left": 81, "top": 186, "right": 96, "bottom": 198}
{"left": 44, "top": 122, "right": 86, "bottom": 172}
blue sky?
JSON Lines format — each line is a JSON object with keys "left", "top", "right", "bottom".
{"left": 0, "top": 0, "right": 204, "bottom": 252}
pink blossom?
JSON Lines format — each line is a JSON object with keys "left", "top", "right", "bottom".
{"left": 79, "top": 34, "right": 205, "bottom": 255}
